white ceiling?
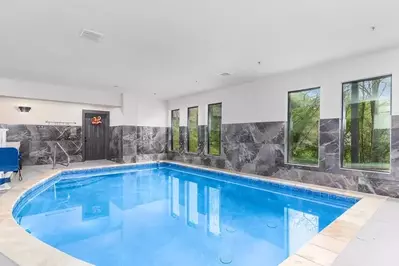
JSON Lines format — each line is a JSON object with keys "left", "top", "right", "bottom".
{"left": 0, "top": 0, "right": 398, "bottom": 100}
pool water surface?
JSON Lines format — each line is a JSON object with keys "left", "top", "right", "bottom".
{"left": 13, "top": 163, "right": 356, "bottom": 266}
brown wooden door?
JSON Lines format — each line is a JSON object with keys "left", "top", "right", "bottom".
{"left": 83, "top": 111, "right": 109, "bottom": 161}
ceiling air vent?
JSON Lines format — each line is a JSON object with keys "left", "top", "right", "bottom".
{"left": 80, "top": 29, "right": 104, "bottom": 42}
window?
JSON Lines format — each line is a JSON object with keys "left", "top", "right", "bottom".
{"left": 287, "top": 88, "right": 320, "bottom": 165}
{"left": 208, "top": 103, "right": 222, "bottom": 155}
{"left": 188, "top": 106, "right": 199, "bottom": 153}
{"left": 342, "top": 75, "right": 391, "bottom": 172}
{"left": 171, "top": 109, "right": 180, "bottom": 151}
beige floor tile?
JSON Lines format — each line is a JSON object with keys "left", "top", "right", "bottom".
{"left": 310, "top": 234, "right": 349, "bottom": 254}
{"left": 279, "top": 254, "right": 322, "bottom": 266}
{"left": 352, "top": 198, "right": 385, "bottom": 213}
{"left": 339, "top": 209, "right": 371, "bottom": 227}
{"left": 297, "top": 243, "right": 338, "bottom": 266}
{"left": 321, "top": 219, "right": 360, "bottom": 242}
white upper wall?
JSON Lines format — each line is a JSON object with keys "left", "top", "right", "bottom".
{"left": 136, "top": 99, "right": 168, "bottom": 127}
{"left": 0, "top": 78, "right": 122, "bottom": 107}
{"left": 0, "top": 97, "right": 121, "bottom": 126}
{"left": 0, "top": 92, "right": 168, "bottom": 127}
{"left": 122, "top": 93, "right": 168, "bottom": 127}
{"left": 168, "top": 47, "right": 399, "bottom": 125}
{"left": 0, "top": 78, "right": 169, "bottom": 126}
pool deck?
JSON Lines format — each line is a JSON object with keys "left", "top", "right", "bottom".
{"left": 331, "top": 197, "right": 399, "bottom": 266}
{"left": 0, "top": 160, "right": 395, "bottom": 266}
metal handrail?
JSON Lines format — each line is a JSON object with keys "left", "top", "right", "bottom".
{"left": 52, "top": 142, "right": 71, "bottom": 169}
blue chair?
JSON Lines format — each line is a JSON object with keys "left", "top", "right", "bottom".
{"left": 0, "top": 147, "right": 22, "bottom": 181}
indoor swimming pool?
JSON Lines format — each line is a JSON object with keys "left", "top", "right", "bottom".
{"left": 13, "top": 162, "right": 357, "bottom": 266}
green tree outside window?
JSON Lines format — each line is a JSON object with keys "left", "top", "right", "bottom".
{"left": 288, "top": 88, "right": 320, "bottom": 165}
{"left": 188, "top": 107, "right": 199, "bottom": 153}
{"left": 208, "top": 103, "right": 222, "bottom": 156}
{"left": 342, "top": 76, "right": 391, "bottom": 171}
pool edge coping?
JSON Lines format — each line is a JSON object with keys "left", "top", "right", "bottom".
{"left": 0, "top": 160, "right": 388, "bottom": 266}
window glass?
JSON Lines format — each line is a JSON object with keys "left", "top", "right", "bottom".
{"left": 171, "top": 109, "right": 180, "bottom": 151}
{"left": 288, "top": 88, "right": 320, "bottom": 165}
{"left": 188, "top": 107, "right": 199, "bottom": 153}
{"left": 342, "top": 76, "right": 391, "bottom": 171}
{"left": 208, "top": 103, "right": 222, "bottom": 156}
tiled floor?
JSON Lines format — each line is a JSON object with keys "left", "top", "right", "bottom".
{"left": 332, "top": 198, "right": 399, "bottom": 266}
{"left": 0, "top": 161, "right": 398, "bottom": 266}
{"left": 0, "top": 252, "right": 17, "bottom": 266}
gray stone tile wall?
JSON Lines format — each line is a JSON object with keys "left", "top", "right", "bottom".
{"left": 5, "top": 124, "right": 82, "bottom": 165}
{"left": 3, "top": 124, "right": 168, "bottom": 166}
{"left": 167, "top": 116, "right": 399, "bottom": 197}
{"left": 108, "top": 125, "right": 168, "bottom": 164}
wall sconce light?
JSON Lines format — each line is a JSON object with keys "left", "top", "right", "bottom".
{"left": 18, "top": 106, "right": 31, "bottom": 113}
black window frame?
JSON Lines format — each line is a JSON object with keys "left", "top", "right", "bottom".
{"left": 340, "top": 74, "right": 392, "bottom": 172}
{"left": 187, "top": 106, "right": 199, "bottom": 153}
{"left": 287, "top": 87, "right": 321, "bottom": 166}
{"left": 171, "top": 109, "right": 180, "bottom": 151}
{"left": 207, "top": 102, "right": 222, "bottom": 156}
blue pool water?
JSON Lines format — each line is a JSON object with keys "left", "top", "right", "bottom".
{"left": 14, "top": 163, "right": 357, "bottom": 266}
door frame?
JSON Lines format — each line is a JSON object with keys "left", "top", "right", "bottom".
{"left": 82, "top": 110, "right": 110, "bottom": 161}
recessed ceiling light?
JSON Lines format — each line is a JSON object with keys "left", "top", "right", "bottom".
{"left": 220, "top": 73, "right": 231, "bottom": 76}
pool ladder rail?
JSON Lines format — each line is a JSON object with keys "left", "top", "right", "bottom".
{"left": 52, "top": 142, "right": 70, "bottom": 169}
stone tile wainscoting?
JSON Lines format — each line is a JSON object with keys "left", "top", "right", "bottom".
{"left": 1, "top": 124, "right": 82, "bottom": 165}
{"left": 1, "top": 123, "right": 167, "bottom": 166}
{"left": 108, "top": 126, "right": 168, "bottom": 163}
{"left": 167, "top": 116, "right": 399, "bottom": 197}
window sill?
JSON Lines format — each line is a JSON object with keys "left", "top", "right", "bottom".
{"left": 340, "top": 167, "right": 390, "bottom": 175}
{"left": 186, "top": 151, "right": 200, "bottom": 156}
{"left": 168, "top": 150, "right": 201, "bottom": 156}
{"left": 285, "top": 162, "right": 320, "bottom": 169}
{"left": 205, "top": 153, "right": 223, "bottom": 158}
{"left": 168, "top": 150, "right": 223, "bottom": 158}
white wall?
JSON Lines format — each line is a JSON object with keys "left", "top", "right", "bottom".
{"left": 0, "top": 97, "right": 122, "bottom": 126}
{"left": 121, "top": 92, "right": 168, "bottom": 127}
{"left": 0, "top": 93, "right": 168, "bottom": 127}
{"left": 136, "top": 96, "right": 168, "bottom": 127}
{"left": 121, "top": 93, "right": 138, "bottom": 126}
{"left": 168, "top": 47, "right": 399, "bottom": 124}
{"left": 0, "top": 78, "right": 122, "bottom": 107}
{"left": 0, "top": 77, "right": 169, "bottom": 126}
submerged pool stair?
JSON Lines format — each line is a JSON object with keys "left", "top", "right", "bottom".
{"left": 52, "top": 142, "right": 70, "bottom": 169}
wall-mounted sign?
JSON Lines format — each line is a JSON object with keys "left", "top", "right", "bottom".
{"left": 91, "top": 116, "right": 102, "bottom": 125}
